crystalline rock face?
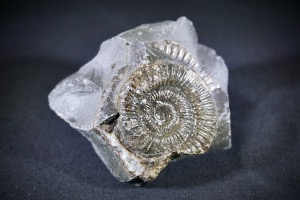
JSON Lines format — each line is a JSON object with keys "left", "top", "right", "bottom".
{"left": 48, "top": 17, "right": 231, "bottom": 185}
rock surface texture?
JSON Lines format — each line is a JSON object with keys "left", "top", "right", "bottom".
{"left": 48, "top": 17, "right": 231, "bottom": 184}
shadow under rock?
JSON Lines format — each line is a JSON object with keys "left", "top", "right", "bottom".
{"left": 146, "top": 57, "right": 300, "bottom": 188}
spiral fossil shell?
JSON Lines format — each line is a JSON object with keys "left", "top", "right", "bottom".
{"left": 49, "top": 17, "right": 231, "bottom": 184}
{"left": 116, "top": 61, "right": 217, "bottom": 157}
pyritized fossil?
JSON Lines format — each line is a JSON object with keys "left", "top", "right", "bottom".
{"left": 49, "top": 17, "right": 231, "bottom": 185}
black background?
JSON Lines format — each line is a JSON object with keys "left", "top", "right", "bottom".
{"left": 1, "top": 1, "right": 300, "bottom": 199}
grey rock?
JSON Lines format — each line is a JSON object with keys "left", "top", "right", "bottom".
{"left": 48, "top": 17, "right": 231, "bottom": 185}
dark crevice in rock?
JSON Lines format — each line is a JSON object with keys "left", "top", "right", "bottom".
{"left": 100, "top": 112, "right": 120, "bottom": 133}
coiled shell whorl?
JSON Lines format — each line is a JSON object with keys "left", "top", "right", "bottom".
{"left": 116, "top": 59, "right": 217, "bottom": 158}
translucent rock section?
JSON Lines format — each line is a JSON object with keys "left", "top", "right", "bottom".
{"left": 48, "top": 17, "right": 231, "bottom": 184}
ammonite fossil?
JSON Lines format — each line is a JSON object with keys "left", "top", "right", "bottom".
{"left": 49, "top": 17, "right": 231, "bottom": 185}
{"left": 117, "top": 62, "right": 217, "bottom": 157}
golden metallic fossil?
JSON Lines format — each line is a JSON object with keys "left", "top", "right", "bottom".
{"left": 49, "top": 17, "right": 231, "bottom": 185}
{"left": 117, "top": 62, "right": 217, "bottom": 157}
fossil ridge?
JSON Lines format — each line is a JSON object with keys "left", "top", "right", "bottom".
{"left": 48, "top": 17, "right": 231, "bottom": 184}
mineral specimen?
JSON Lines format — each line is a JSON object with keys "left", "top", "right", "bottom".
{"left": 48, "top": 17, "right": 231, "bottom": 185}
